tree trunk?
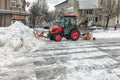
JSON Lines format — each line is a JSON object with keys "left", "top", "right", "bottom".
{"left": 32, "top": 16, "right": 36, "bottom": 28}
{"left": 105, "top": 17, "right": 109, "bottom": 30}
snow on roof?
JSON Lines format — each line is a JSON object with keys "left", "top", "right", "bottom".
{"left": 78, "top": 0, "right": 99, "bottom": 9}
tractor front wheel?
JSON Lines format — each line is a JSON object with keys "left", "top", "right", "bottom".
{"left": 54, "top": 34, "right": 62, "bottom": 42}
{"left": 70, "top": 29, "right": 80, "bottom": 41}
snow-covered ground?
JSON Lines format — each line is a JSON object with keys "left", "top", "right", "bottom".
{"left": 0, "top": 22, "right": 120, "bottom": 80}
{"left": 93, "top": 28, "right": 120, "bottom": 39}
{"left": 32, "top": 39, "right": 120, "bottom": 80}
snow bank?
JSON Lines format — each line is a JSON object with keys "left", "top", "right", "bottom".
{"left": 93, "top": 29, "right": 120, "bottom": 39}
{"left": 0, "top": 21, "right": 45, "bottom": 53}
{"left": 0, "top": 21, "right": 45, "bottom": 80}
{"left": 0, "top": 21, "right": 45, "bottom": 66}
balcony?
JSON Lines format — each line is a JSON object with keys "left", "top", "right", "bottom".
{"left": 0, "top": 9, "right": 29, "bottom": 16}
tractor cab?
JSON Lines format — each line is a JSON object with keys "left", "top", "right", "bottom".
{"left": 60, "top": 14, "right": 77, "bottom": 35}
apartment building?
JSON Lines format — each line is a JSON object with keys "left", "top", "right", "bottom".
{"left": 55, "top": 0, "right": 120, "bottom": 27}
{"left": 0, "top": 0, "right": 29, "bottom": 27}
{"left": 55, "top": 0, "right": 99, "bottom": 24}
{"left": 99, "top": 0, "right": 120, "bottom": 27}
{"left": 69, "top": 0, "right": 100, "bottom": 25}
{"left": 55, "top": 0, "right": 68, "bottom": 20}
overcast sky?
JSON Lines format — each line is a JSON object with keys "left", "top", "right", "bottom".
{"left": 26, "top": 0, "right": 66, "bottom": 11}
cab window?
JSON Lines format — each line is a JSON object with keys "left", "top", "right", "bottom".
{"left": 60, "top": 17, "right": 64, "bottom": 27}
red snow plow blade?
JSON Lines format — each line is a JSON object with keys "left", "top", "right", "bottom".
{"left": 33, "top": 30, "right": 44, "bottom": 39}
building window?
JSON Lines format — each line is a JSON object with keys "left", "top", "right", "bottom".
{"left": 99, "top": 16, "right": 102, "bottom": 21}
{"left": 16, "top": 0, "right": 23, "bottom": 8}
{"left": 87, "top": 17, "right": 93, "bottom": 22}
{"left": 0, "top": 14, "right": 2, "bottom": 26}
{"left": 89, "top": 10, "right": 93, "bottom": 14}
{"left": 10, "top": 0, "right": 16, "bottom": 7}
{"left": 100, "top": 0, "right": 103, "bottom": 4}
{"left": 10, "top": 0, "right": 23, "bottom": 8}
{"left": 84, "top": 9, "right": 93, "bottom": 14}
{"left": 95, "top": 17, "right": 98, "bottom": 22}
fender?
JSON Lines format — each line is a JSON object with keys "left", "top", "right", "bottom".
{"left": 70, "top": 28, "right": 79, "bottom": 34}
{"left": 50, "top": 26, "right": 63, "bottom": 34}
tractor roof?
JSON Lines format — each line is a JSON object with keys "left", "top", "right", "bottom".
{"left": 64, "top": 14, "right": 76, "bottom": 17}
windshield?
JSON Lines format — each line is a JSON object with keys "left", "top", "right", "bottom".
{"left": 59, "top": 16, "right": 76, "bottom": 27}
{"left": 60, "top": 17, "right": 64, "bottom": 27}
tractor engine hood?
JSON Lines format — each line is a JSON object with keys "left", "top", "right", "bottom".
{"left": 50, "top": 26, "right": 63, "bottom": 34}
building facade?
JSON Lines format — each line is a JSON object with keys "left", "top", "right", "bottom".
{"left": 55, "top": 0, "right": 120, "bottom": 27}
{"left": 0, "top": 0, "right": 29, "bottom": 27}
{"left": 99, "top": 0, "right": 120, "bottom": 27}
{"left": 55, "top": 0, "right": 68, "bottom": 20}
{"left": 55, "top": 0, "right": 99, "bottom": 25}
{"left": 68, "top": 0, "right": 100, "bottom": 26}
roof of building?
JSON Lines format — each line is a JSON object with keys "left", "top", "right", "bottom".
{"left": 0, "top": 9, "right": 30, "bottom": 16}
{"left": 78, "top": 0, "right": 99, "bottom": 9}
{"left": 55, "top": 0, "right": 68, "bottom": 7}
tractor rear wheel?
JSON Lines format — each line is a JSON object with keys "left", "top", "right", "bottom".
{"left": 54, "top": 34, "right": 62, "bottom": 41}
{"left": 50, "top": 36, "right": 54, "bottom": 40}
{"left": 70, "top": 29, "right": 80, "bottom": 41}
{"left": 65, "top": 36, "right": 70, "bottom": 40}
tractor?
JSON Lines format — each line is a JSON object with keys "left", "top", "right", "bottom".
{"left": 47, "top": 14, "right": 80, "bottom": 41}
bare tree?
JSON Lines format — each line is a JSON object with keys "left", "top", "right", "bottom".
{"left": 30, "top": 3, "right": 38, "bottom": 27}
{"left": 45, "top": 11, "right": 57, "bottom": 22}
{"left": 30, "top": 0, "right": 48, "bottom": 27}
{"left": 95, "top": 0, "right": 120, "bottom": 30}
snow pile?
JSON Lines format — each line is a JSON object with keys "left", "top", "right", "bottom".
{"left": 93, "top": 29, "right": 120, "bottom": 39}
{"left": 0, "top": 21, "right": 45, "bottom": 66}
{"left": 0, "top": 21, "right": 45, "bottom": 80}
{"left": 0, "top": 21, "right": 45, "bottom": 53}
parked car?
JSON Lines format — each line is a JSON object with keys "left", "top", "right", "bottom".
{"left": 89, "top": 26, "right": 103, "bottom": 30}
